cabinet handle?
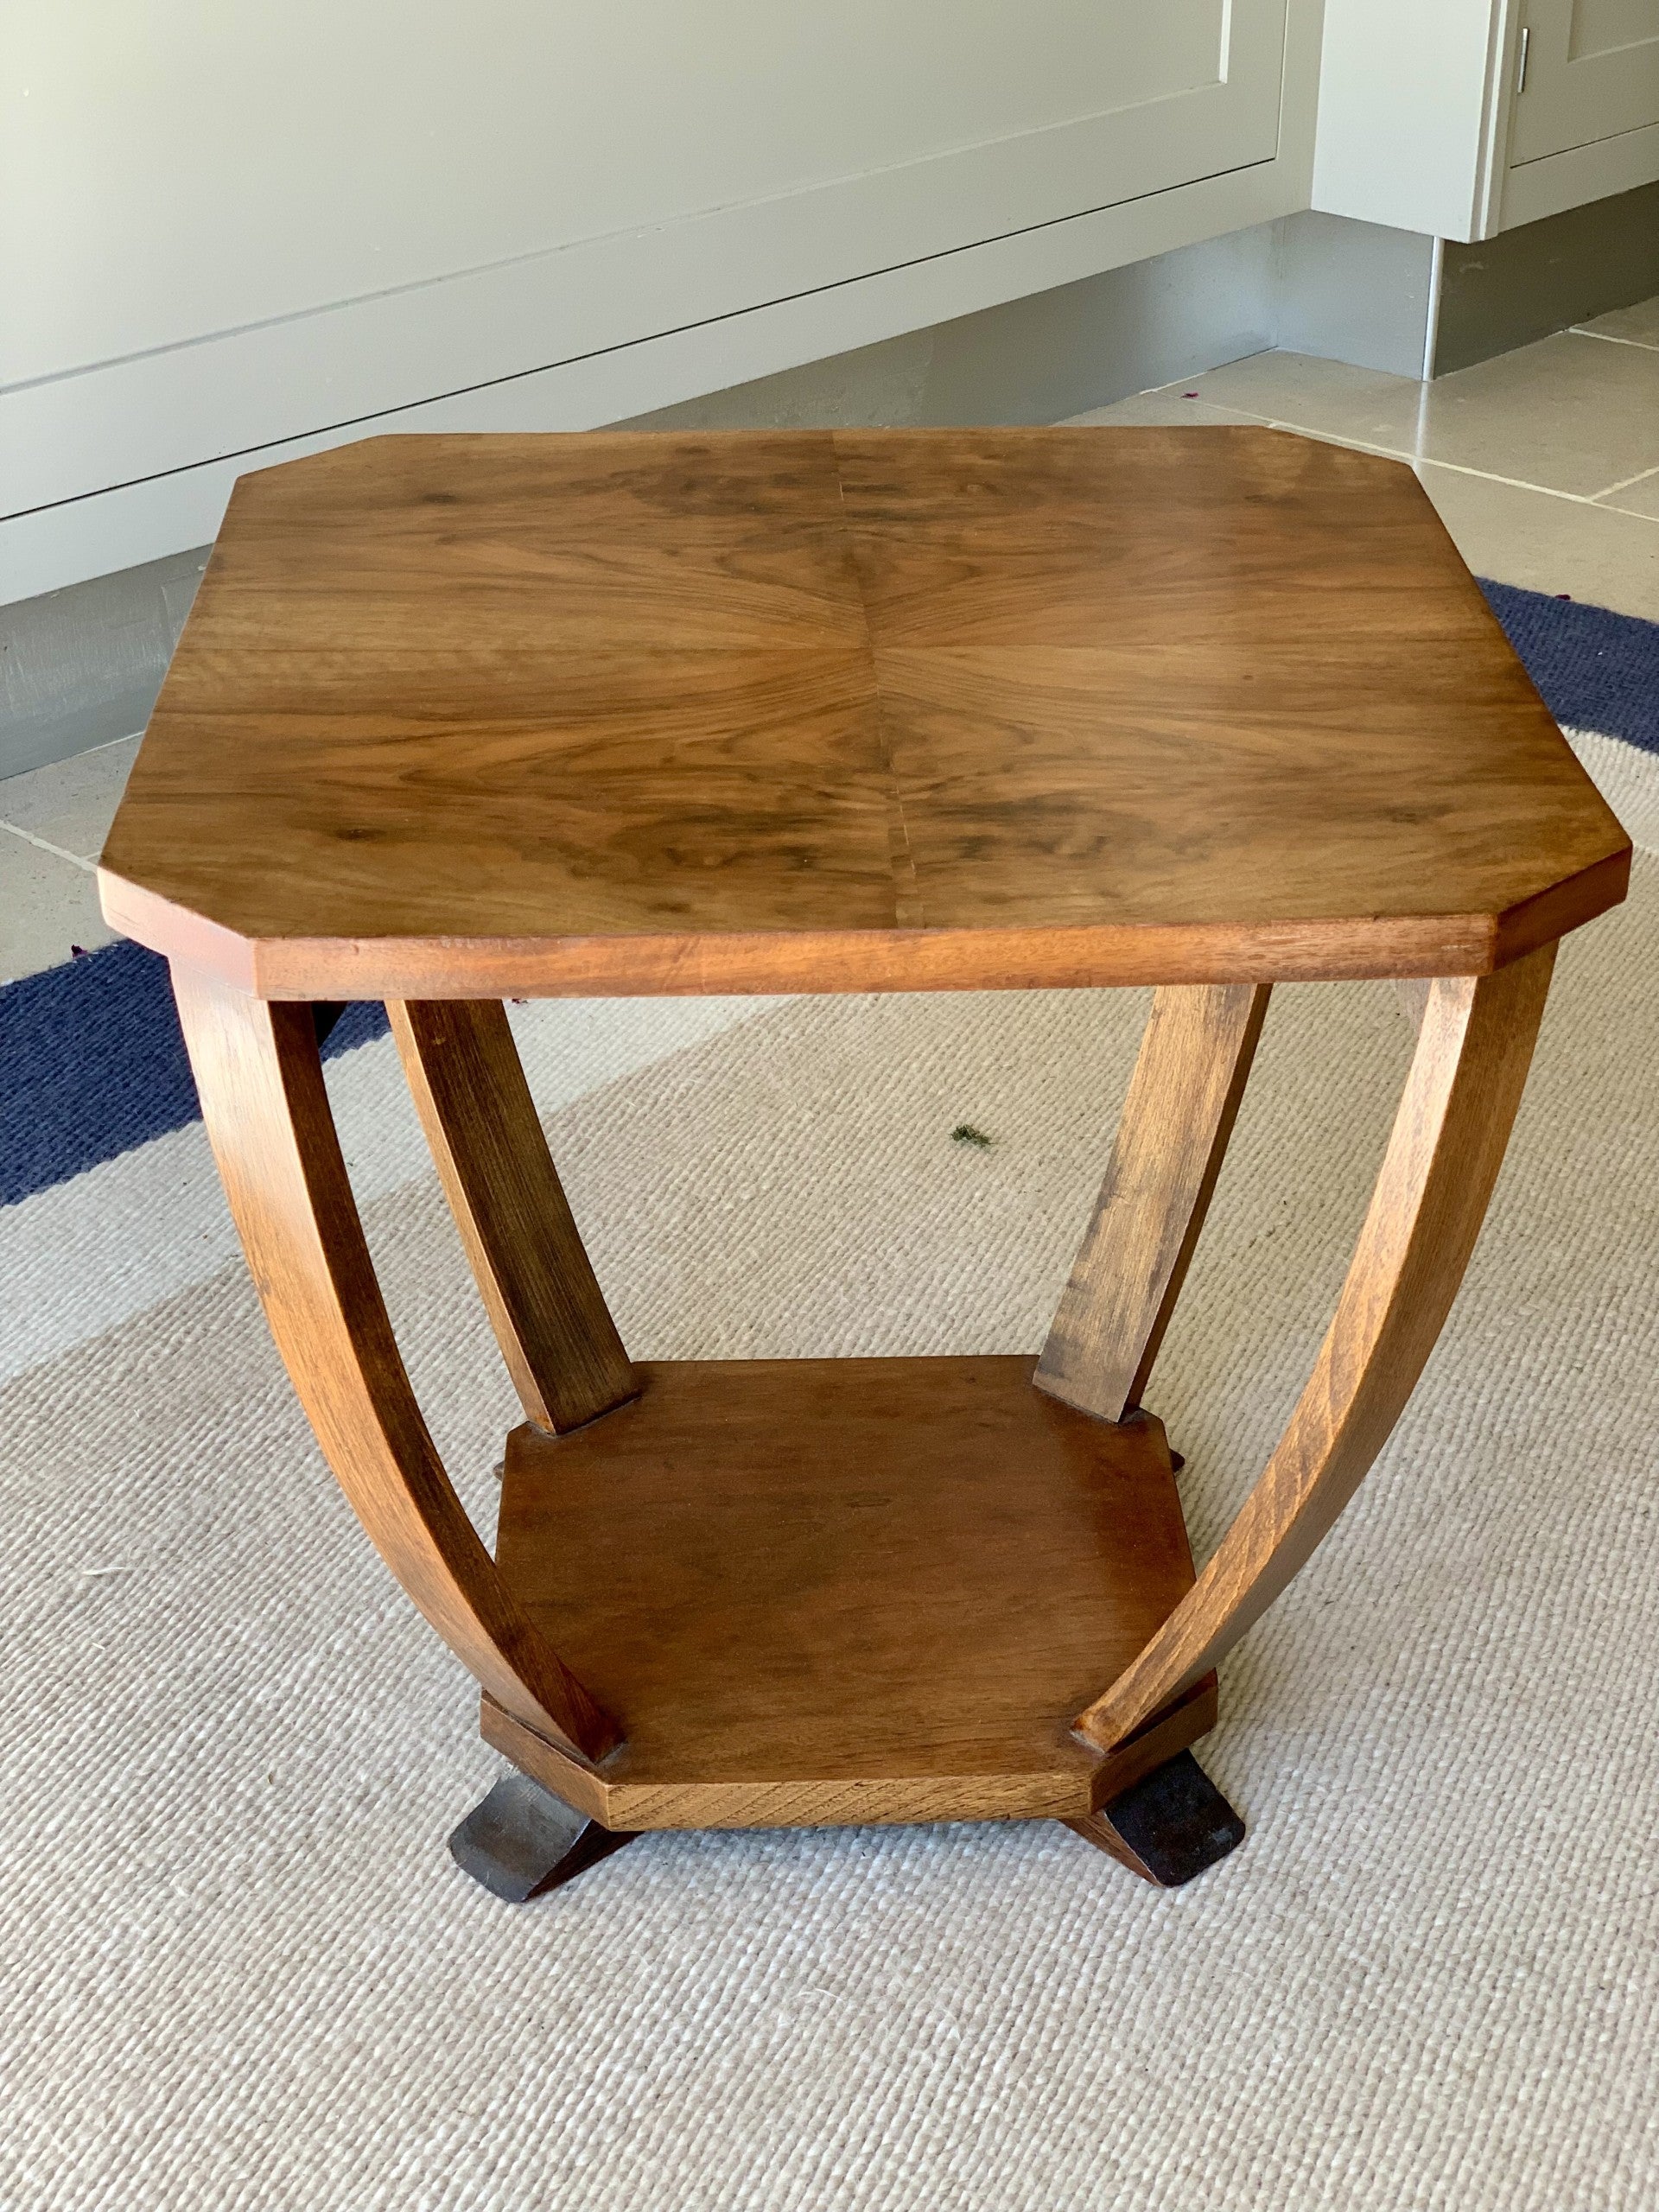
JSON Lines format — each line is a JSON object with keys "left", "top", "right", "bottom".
{"left": 1516, "top": 23, "right": 1530, "bottom": 95}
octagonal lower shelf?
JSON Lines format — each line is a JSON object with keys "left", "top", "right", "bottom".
{"left": 482, "top": 1355, "right": 1216, "bottom": 1830}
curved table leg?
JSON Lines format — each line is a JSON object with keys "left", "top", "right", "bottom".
{"left": 172, "top": 964, "right": 621, "bottom": 1764}
{"left": 1037, "top": 982, "right": 1272, "bottom": 1422}
{"left": 1074, "top": 943, "right": 1557, "bottom": 1753}
{"left": 389, "top": 999, "right": 635, "bottom": 1434}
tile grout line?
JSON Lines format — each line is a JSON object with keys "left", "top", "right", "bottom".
{"left": 1411, "top": 457, "right": 1640, "bottom": 505}
{"left": 0, "top": 729, "right": 146, "bottom": 801}
{"left": 1569, "top": 327, "right": 1659, "bottom": 353}
{"left": 1179, "top": 394, "right": 1656, "bottom": 508}
{"left": 77, "top": 728, "right": 148, "bottom": 760}
{"left": 0, "top": 820, "right": 99, "bottom": 874}
{"left": 1145, "top": 376, "right": 1659, "bottom": 506}
{"left": 1142, "top": 383, "right": 1418, "bottom": 464}
{"left": 1263, "top": 420, "right": 1414, "bottom": 462}
{"left": 1592, "top": 462, "right": 1659, "bottom": 503}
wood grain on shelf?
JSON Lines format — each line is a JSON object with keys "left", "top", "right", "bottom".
{"left": 1038, "top": 982, "right": 1271, "bottom": 1422}
{"left": 101, "top": 429, "right": 1629, "bottom": 995}
{"left": 481, "top": 1356, "right": 1211, "bottom": 1829}
{"left": 170, "top": 963, "right": 621, "bottom": 1763}
{"left": 1074, "top": 940, "right": 1558, "bottom": 1751}
{"left": 389, "top": 998, "right": 635, "bottom": 1433}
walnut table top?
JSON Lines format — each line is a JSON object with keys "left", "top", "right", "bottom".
{"left": 99, "top": 428, "right": 1630, "bottom": 1000}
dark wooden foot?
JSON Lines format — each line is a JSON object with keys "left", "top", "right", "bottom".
{"left": 448, "top": 1772, "right": 636, "bottom": 1903}
{"left": 1063, "top": 1750, "right": 1244, "bottom": 1887}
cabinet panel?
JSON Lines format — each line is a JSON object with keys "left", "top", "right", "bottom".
{"left": 1510, "top": 0, "right": 1659, "bottom": 162}
{"left": 2, "top": 0, "right": 1287, "bottom": 388}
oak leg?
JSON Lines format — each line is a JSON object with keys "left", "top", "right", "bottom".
{"left": 1075, "top": 944, "right": 1556, "bottom": 1752}
{"left": 1065, "top": 1751, "right": 1245, "bottom": 1887}
{"left": 172, "top": 963, "right": 620, "bottom": 1764}
{"left": 448, "top": 1772, "right": 636, "bottom": 1903}
{"left": 389, "top": 998, "right": 635, "bottom": 1433}
{"left": 1037, "top": 983, "right": 1271, "bottom": 1422}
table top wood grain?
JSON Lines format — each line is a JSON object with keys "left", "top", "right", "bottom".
{"left": 99, "top": 428, "right": 1630, "bottom": 997}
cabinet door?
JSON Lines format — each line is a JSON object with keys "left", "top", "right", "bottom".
{"left": 1510, "top": 0, "right": 1659, "bottom": 162}
{"left": 8, "top": 0, "right": 1288, "bottom": 385}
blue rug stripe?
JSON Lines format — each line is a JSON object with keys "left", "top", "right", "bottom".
{"left": 3, "top": 586, "right": 1656, "bottom": 1211}
{"left": 1479, "top": 580, "right": 1659, "bottom": 755}
{"left": 0, "top": 940, "right": 386, "bottom": 1208}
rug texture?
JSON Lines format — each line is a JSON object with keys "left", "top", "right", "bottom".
{"left": 2, "top": 588, "right": 1657, "bottom": 2211}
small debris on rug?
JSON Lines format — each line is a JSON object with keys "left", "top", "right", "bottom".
{"left": 950, "top": 1122, "right": 993, "bottom": 1149}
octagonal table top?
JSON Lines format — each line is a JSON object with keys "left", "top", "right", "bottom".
{"left": 99, "top": 427, "right": 1630, "bottom": 999}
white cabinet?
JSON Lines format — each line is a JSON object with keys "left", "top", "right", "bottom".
{"left": 1313, "top": 0, "right": 1659, "bottom": 238}
{"left": 3, "top": 0, "right": 1288, "bottom": 397}
{"left": 1511, "top": 0, "right": 1659, "bottom": 161}
{"left": 3, "top": 0, "right": 1306, "bottom": 600}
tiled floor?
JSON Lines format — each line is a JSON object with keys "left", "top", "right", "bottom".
{"left": 1071, "top": 304, "right": 1659, "bottom": 622}
{"left": 4, "top": 302, "right": 1657, "bottom": 986}
{"left": 1, "top": 735, "right": 137, "bottom": 982}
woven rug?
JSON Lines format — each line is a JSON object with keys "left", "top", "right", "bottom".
{"left": 2, "top": 585, "right": 1657, "bottom": 2211}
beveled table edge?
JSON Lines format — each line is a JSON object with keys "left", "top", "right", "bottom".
{"left": 98, "top": 842, "right": 1630, "bottom": 1000}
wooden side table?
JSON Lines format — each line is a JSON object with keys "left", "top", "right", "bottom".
{"left": 100, "top": 429, "right": 1630, "bottom": 1896}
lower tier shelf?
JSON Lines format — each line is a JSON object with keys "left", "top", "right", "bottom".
{"left": 487, "top": 1355, "right": 1213, "bottom": 1830}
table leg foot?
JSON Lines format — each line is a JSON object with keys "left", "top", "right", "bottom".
{"left": 1063, "top": 1751, "right": 1244, "bottom": 1887}
{"left": 448, "top": 1773, "right": 636, "bottom": 1903}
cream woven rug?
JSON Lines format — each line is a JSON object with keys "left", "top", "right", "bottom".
{"left": 3, "top": 728, "right": 1656, "bottom": 2211}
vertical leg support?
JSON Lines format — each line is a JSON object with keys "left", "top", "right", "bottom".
{"left": 1076, "top": 945, "right": 1557, "bottom": 1752}
{"left": 1038, "top": 982, "right": 1271, "bottom": 1423}
{"left": 389, "top": 999, "right": 635, "bottom": 1433}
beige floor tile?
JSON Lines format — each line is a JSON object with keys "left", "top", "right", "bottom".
{"left": 0, "top": 830, "right": 117, "bottom": 984}
{"left": 1575, "top": 296, "right": 1659, "bottom": 347}
{"left": 1418, "top": 462, "right": 1659, "bottom": 622}
{"left": 1419, "top": 332, "right": 1659, "bottom": 497}
{"left": 1171, "top": 353, "right": 1421, "bottom": 455}
{"left": 1180, "top": 338, "right": 1659, "bottom": 505}
{"left": 1253, "top": 421, "right": 1414, "bottom": 461}
{"left": 1601, "top": 466, "right": 1659, "bottom": 522}
{"left": 1064, "top": 391, "right": 1265, "bottom": 429}
{"left": 0, "top": 736, "right": 140, "bottom": 863}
